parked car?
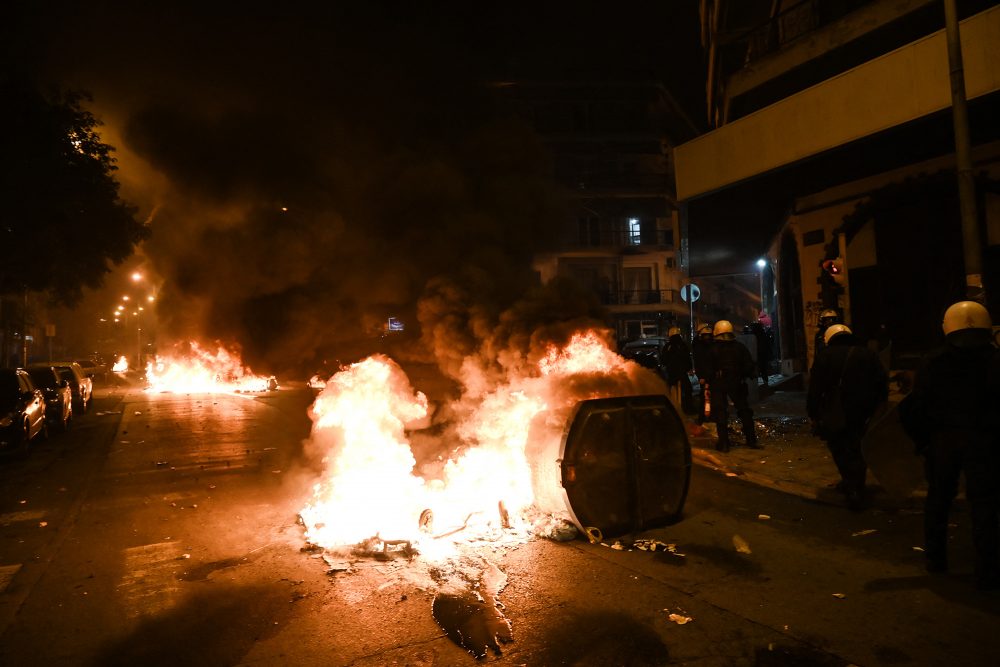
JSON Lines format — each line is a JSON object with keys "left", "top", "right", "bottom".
{"left": 30, "top": 362, "right": 92, "bottom": 413}
{"left": 620, "top": 336, "right": 667, "bottom": 374}
{"left": 26, "top": 366, "right": 73, "bottom": 431}
{"left": 0, "top": 368, "right": 47, "bottom": 447}
{"left": 74, "top": 357, "right": 106, "bottom": 382}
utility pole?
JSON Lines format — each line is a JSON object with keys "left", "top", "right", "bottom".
{"left": 943, "top": 0, "right": 985, "bottom": 304}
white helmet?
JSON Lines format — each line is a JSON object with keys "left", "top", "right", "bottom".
{"left": 823, "top": 324, "right": 852, "bottom": 345}
{"left": 713, "top": 320, "right": 735, "bottom": 339}
{"left": 942, "top": 301, "right": 992, "bottom": 335}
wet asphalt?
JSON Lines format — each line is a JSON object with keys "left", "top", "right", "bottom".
{"left": 0, "top": 380, "right": 997, "bottom": 666}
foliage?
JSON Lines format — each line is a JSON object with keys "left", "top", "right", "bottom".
{"left": 0, "top": 79, "right": 148, "bottom": 305}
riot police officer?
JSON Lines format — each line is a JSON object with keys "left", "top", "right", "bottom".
{"left": 708, "top": 320, "right": 759, "bottom": 452}
{"left": 901, "top": 301, "right": 1000, "bottom": 589}
{"left": 812, "top": 308, "right": 840, "bottom": 367}
{"left": 807, "top": 324, "right": 888, "bottom": 511}
{"left": 691, "top": 323, "right": 714, "bottom": 422}
{"left": 660, "top": 326, "right": 694, "bottom": 414}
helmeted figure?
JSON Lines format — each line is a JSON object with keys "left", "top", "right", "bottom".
{"left": 900, "top": 301, "right": 1000, "bottom": 589}
{"left": 812, "top": 308, "right": 840, "bottom": 368}
{"left": 807, "top": 324, "right": 888, "bottom": 510}
{"left": 660, "top": 326, "right": 694, "bottom": 414}
{"left": 707, "top": 320, "right": 759, "bottom": 452}
{"left": 691, "top": 323, "right": 714, "bottom": 422}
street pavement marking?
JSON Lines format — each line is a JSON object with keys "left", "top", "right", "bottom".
{"left": 118, "top": 542, "right": 183, "bottom": 619}
{"left": 0, "top": 510, "right": 47, "bottom": 526}
{"left": 0, "top": 564, "right": 22, "bottom": 593}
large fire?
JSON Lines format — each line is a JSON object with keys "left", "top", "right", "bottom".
{"left": 112, "top": 355, "right": 129, "bottom": 373}
{"left": 300, "top": 329, "right": 659, "bottom": 559}
{"left": 145, "top": 342, "right": 275, "bottom": 394}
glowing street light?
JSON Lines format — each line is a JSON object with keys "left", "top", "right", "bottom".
{"left": 131, "top": 271, "right": 143, "bottom": 282}
{"left": 756, "top": 258, "right": 767, "bottom": 315}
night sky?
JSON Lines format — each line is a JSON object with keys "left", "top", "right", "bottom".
{"left": 6, "top": 1, "right": 705, "bottom": 375}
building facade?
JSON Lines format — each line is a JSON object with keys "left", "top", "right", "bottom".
{"left": 500, "top": 81, "right": 700, "bottom": 343}
{"left": 676, "top": 0, "right": 1000, "bottom": 371}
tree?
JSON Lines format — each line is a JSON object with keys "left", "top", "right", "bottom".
{"left": 1, "top": 79, "right": 149, "bottom": 305}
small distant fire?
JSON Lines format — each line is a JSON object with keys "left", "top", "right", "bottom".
{"left": 300, "top": 328, "right": 657, "bottom": 560}
{"left": 145, "top": 342, "right": 276, "bottom": 394}
{"left": 112, "top": 356, "right": 129, "bottom": 373}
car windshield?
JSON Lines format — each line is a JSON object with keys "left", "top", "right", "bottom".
{"left": 55, "top": 368, "right": 76, "bottom": 383}
{"left": 27, "top": 369, "right": 57, "bottom": 389}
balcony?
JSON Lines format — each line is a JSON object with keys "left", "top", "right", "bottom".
{"left": 567, "top": 228, "right": 674, "bottom": 250}
{"left": 598, "top": 289, "right": 677, "bottom": 306}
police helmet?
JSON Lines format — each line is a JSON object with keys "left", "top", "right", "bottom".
{"left": 942, "top": 301, "right": 992, "bottom": 335}
{"left": 667, "top": 326, "right": 681, "bottom": 338}
{"left": 713, "top": 320, "right": 735, "bottom": 340}
{"left": 823, "top": 324, "right": 852, "bottom": 346}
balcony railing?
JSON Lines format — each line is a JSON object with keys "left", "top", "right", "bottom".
{"left": 569, "top": 228, "right": 674, "bottom": 249}
{"left": 599, "top": 289, "right": 677, "bottom": 306}
{"left": 742, "top": 0, "right": 870, "bottom": 64}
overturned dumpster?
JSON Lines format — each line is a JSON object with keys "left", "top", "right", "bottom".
{"left": 530, "top": 394, "right": 692, "bottom": 540}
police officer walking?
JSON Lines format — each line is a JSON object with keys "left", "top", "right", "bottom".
{"left": 807, "top": 324, "right": 888, "bottom": 511}
{"left": 900, "top": 301, "right": 1000, "bottom": 590}
{"left": 707, "top": 320, "right": 759, "bottom": 452}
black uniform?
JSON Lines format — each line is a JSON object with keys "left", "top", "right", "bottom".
{"left": 707, "top": 338, "right": 758, "bottom": 451}
{"left": 807, "top": 334, "right": 887, "bottom": 509}
{"left": 660, "top": 333, "right": 694, "bottom": 414}
{"left": 900, "top": 334, "right": 1000, "bottom": 588}
{"left": 750, "top": 321, "right": 774, "bottom": 385}
{"left": 691, "top": 334, "right": 713, "bottom": 417}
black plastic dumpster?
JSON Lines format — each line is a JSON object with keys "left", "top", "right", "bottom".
{"left": 558, "top": 394, "right": 691, "bottom": 539}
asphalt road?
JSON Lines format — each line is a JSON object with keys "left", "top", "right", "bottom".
{"left": 1, "top": 381, "right": 998, "bottom": 666}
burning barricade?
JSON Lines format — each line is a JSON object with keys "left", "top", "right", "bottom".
{"left": 298, "top": 330, "right": 691, "bottom": 560}
{"left": 144, "top": 341, "right": 277, "bottom": 394}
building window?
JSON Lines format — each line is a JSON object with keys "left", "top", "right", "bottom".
{"left": 628, "top": 218, "right": 641, "bottom": 245}
{"left": 802, "top": 229, "right": 825, "bottom": 246}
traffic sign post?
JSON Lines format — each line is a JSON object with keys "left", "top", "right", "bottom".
{"left": 681, "top": 284, "right": 700, "bottom": 340}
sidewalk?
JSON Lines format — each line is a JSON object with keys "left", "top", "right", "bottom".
{"left": 687, "top": 382, "right": 927, "bottom": 512}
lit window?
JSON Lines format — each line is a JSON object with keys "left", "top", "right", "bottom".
{"left": 628, "top": 218, "right": 641, "bottom": 245}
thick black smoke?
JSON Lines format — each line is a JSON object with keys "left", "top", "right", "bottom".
{"left": 15, "top": 3, "right": 699, "bottom": 376}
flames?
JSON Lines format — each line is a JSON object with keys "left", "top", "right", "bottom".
{"left": 300, "top": 329, "right": 661, "bottom": 558}
{"left": 145, "top": 342, "right": 274, "bottom": 394}
{"left": 112, "top": 355, "right": 129, "bottom": 373}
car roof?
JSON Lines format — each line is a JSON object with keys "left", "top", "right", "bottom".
{"left": 623, "top": 337, "right": 666, "bottom": 347}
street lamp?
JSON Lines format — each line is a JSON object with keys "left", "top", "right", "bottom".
{"left": 756, "top": 258, "right": 767, "bottom": 317}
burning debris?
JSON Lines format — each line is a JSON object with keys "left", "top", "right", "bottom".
{"left": 296, "top": 328, "right": 688, "bottom": 659}
{"left": 144, "top": 341, "right": 276, "bottom": 394}
{"left": 112, "top": 356, "right": 129, "bottom": 373}
{"left": 298, "top": 330, "right": 663, "bottom": 558}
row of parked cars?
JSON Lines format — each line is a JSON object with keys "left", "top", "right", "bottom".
{"left": 0, "top": 361, "right": 95, "bottom": 448}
